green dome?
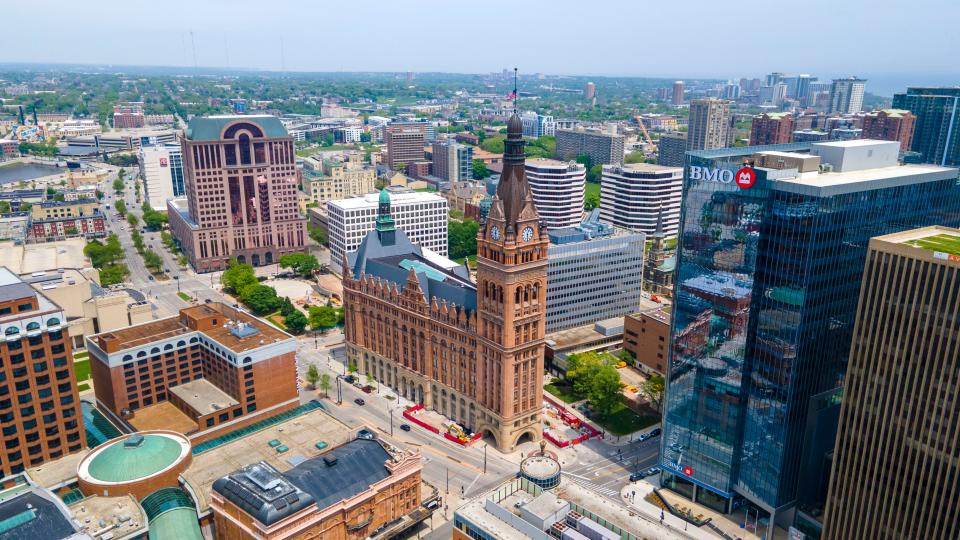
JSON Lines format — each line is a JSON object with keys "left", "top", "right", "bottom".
{"left": 379, "top": 188, "right": 391, "bottom": 204}
{"left": 87, "top": 434, "right": 186, "bottom": 482}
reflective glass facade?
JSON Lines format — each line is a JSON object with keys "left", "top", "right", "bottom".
{"left": 660, "top": 143, "right": 960, "bottom": 513}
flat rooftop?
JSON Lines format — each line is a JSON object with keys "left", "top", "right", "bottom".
{"left": 182, "top": 407, "right": 355, "bottom": 514}
{"left": 0, "top": 238, "right": 89, "bottom": 274}
{"left": 128, "top": 400, "right": 199, "bottom": 434}
{"left": 329, "top": 189, "right": 445, "bottom": 210}
{"left": 770, "top": 163, "right": 955, "bottom": 191}
{"left": 170, "top": 378, "right": 240, "bottom": 416}
{"left": 95, "top": 303, "right": 291, "bottom": 354}
{"left": 69, "top": 494, "right": 147, "bottom": 539}
{"left": 876, "top": 226, "right": 960, "bottom": 256}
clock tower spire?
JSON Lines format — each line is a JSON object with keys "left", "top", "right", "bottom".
{"left": 475, "top": 70, "right": 548, "bottom": 450}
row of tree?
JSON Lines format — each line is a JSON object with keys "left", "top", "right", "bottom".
{"left": 83, "top": 234, "right": 129, "bottom": 286}
{"left": 565, "top": 351, "right": 665, "bottom": 416}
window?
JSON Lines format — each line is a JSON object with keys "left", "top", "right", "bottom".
{"left": 25, "top": 322, "right": 39, "bottom": 331}
{"left": 46, "top": 318, "right": 60, "bottom": 327}
{"left": 4, "top": 327, "right": 18, "bottom": 336}
{"left": 17, "top": 304, "right": 31, "bottom": 312}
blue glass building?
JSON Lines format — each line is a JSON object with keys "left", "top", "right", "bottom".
{"left": 659, "top": 140, "right": 960, "bottom": 536}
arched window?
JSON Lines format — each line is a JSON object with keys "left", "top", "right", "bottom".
{"left": 5, "top": 327, "right": 18, "bottom": 336}
{"left": 25, "top": 322, "right": 40, "bottom": 331}
{"left": 189, "top": 337, "right": 199, "bottom": 344}
{"left": 46, "top": 317, "right": 60, "bottom": 327}
{"left": 239, "top": 133, "right": 252, "bottom": 165}
{"left": 123, "top": 354, "right": 132, "bottom": 362}
{"left": 177, "top": 340, "right": 186, "bottom": 347}
{"left": 223, "top": 122, "right": 264, "bottom": 139}
{"left": 150, "top": 347, "right": 160, "bottom": 355}
{"left": 164, "top": 344, "right": 173, "bottom": 351}
{"left": 137, "top": 351, "right": 147, "bottom": 358}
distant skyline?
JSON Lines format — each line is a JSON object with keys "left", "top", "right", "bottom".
{"left": 3, "top": 0, "right": 957, "bottom": 96}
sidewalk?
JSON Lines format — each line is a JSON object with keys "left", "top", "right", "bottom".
{"left": 620, "top": 480, "right": 722, "bottom": 540}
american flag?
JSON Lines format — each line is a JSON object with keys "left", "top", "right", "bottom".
{"left": 505, "top": 90, "right": 517, "bottom": 100}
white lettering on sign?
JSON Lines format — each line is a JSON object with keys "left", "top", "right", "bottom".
{"left": 688, "top": 165, "right": 735, "bottom": 184}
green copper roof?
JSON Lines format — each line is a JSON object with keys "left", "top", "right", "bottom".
{"left": 379, "top": 188, "right": 391, "bottom": 204}
{"left": 399, "top": 259, "right": 447, "bottom": 281}
{"left": 147, "top": 507, "right": 203, "bottom": 540}
{"left": 87, "top": 434, "right": 184, "bottom": 482}
{"left": 185, "top": 115, "right": 288, "bottom": 141}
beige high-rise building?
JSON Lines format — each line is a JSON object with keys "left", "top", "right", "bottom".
{"left": 823, "top": 226, "right": 960, "bottom": 540}
{"left": 687, "top": 98, "right": 731, "bottom": 151}
{"left": 301, "top": 153, "right": 376, "bottom": 206}
{"left": 385, "top": 124, "right": 427, "bottom": 170}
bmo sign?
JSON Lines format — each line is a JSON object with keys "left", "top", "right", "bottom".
{"left": 689, "top": 165, "right": 756, "bottom": 189}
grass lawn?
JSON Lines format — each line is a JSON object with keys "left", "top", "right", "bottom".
{"left": 177, "top": 291, "right": 193, "bottom": 302}
{"left": 266, "top": 313, "right": 288, "bottom": 331}
{"left": 544, "top": 381, "right": 583, "bottom": 404}
{"left": 455, "top": 254, "right": 477, "bottom": 269}
{"left": 592, "top": 400, "right": 659, "bottom": 436}
{"left": 74, "top": 359, "right": 91, "bottom": 382}
{"left": 73, "top": 350, "right": 89, "bottom": 360}
{"left": 906, "top": 233, "right": 960, "bottom": 256}
{"left": 77, "top": 383, "right": 91, "bottom": 392}
{"left": 585, "top": 181, "right": 600, "bottom": 197}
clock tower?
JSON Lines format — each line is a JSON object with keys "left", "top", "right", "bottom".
{"left": 475, "top": 101, "right": 549, "bottom": 450}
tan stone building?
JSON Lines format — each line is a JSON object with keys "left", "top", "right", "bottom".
{"left": 823, "top": 226, "right": 960, "bottom": 540}
{"left": 301, "top": 153, "right": 376, "bottom": 207}
{"left": 444, "top": 181, "right": 487, "bottom": 214}
{"left": 211, "top": 438, "right": 424, "bottom": 539}
{"left": 343, "top": 113, "right": 547, "bottom": 451}
{"left": 623, "top": 308, "right": 670, "bottom": 375}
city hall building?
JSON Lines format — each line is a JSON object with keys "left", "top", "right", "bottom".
{"left": 659, "top": 140, "right": 960, "bottom": 538}
{"left": 342, "top": 112, "right": 547, "bottom": 452}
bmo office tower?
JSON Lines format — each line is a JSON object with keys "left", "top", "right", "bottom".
{"left": 659, "top": 139, "right": 960, "bottom": 538}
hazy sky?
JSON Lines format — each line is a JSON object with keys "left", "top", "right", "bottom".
{"left": 3, "top": 0, "right": 957, "bottom": 94}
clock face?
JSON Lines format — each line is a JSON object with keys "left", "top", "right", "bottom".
{"left": 491, "top": 226, "right": 501, "bottom": 241}
{"left": 522, "top": 226, "right": 534, "bottom": 242}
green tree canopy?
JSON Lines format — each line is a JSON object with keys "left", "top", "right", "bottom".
{"left": 114, "top": 199, "right": 126, "bottom": 216}
{"left": 84, "top": 235, "right": 124, "bottom": 268}
{"left": 279, "top": 253, "right": 320, "bottom": 277}
{"left": 113, "top": 177, "right": 125, "bottom": 194}
{"left": 471, "top": 159, "right": 491, "bottom": 179}
{"left": 305, "top": 364, "right": 320, "bottom": 388}
{"left": 284, "top": 310, "right": 308, "bottom": 335}
{"left": 640, "top": 373, "right": 665, "bottom": 413}
{"left": 127, "top": 213, "right": 139, "bottom": 227}
{"left": 142, "top": 249, "right": 163, "bottom": 271}
{"left": 584, "top": 191, "right": 600, "bottom": 211}
{"left": 98, "top": 264, "right": 129, "bottom": 286}
{"left": 221, "top": 263, "right": 257, "bottom": 293}
{"left": 242, "top": 284, "right": 281, "bottom": 315}
{"left": 308, "top": 225, "right": 328, "bottom": 247}
{"left": 308, "top": 305, "right": 339, "bottom": 330}
{"left": 448, "top": 218, "right": 479, "bottom": 260}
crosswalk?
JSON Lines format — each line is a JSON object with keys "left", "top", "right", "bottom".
{"left": 561, "top": 472, "right": 622, "bottom": 499}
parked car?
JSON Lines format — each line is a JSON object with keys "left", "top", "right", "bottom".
{"left": 399, "top": 424, "right": 411, "bottom": 432}
{"left": 344, "top": 375, "right": 357, "bottom": 384}
{"left": 630, "top": 467, "right": 660, "bottom": 481}
{"left": 362, "top": 385, "right": 373, "bottom": 394}
{"left": 638, "top": 428, "right": 662, "bottom": 442}
{"left": 357, "top": 429, "right": 375, "bottom": 440}
{"left": 354, "top": 398, "right": 365, "bottom": 406}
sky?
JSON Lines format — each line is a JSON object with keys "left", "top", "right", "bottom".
{"left": 3, "top": 0, "right": 957, "bottom": 95}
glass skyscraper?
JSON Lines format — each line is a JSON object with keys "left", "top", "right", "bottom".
{"left": 659, "top": 140, "right": 960, "bottom": 537}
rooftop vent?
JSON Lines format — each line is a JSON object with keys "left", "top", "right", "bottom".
{"left": 323, "top": 456, "right": 338, "bottom": 467}
{"left": 123, "top": 434, "right": 145, "bottom": 448}
{"left": 244, "top": 463, "right": 282, "bottom": 491}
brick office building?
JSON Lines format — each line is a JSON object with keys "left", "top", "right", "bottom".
{"left": 211, "top": 438, "right": 424, "bottom": 539}
{"left": 167, "top": 115, "right": 307, "bottom": 273}
{"left": 87, "top": 303, "right": 298, "bottom": 442}
{"left": 343, "top": 112, "right": 547, "bottom": 452}
{"left": 385, "top": 123, "right": 427, "bottom": 170}
{"left": 749, "top": 112, "right": 794, "bottom": 145}
{"left": 0, "top": 267, "right": 85, "bottom": 475}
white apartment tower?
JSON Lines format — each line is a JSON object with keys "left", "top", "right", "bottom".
{"left": 600, "top": 163, "right": 683, "bottom": 236}
{"left": 326, "top": 188, "right": 448, "bottom": 269}
{"left": 524, "top": 158, "right": 586, "bottom": 229}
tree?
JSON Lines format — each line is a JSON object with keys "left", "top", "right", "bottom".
{"left": 319, "top": 373, "right": 332, "bottom": 397}
{"left": 448, "top": 218, "right": 480, "bottom": 260}
{"left": 575, "top": 154, "right": 593, "bottom": 170}
{"left": 471, "top": 159, "right": 491, "bottom": 179}
{"left": 284, "top": 310, "right": 307, "bottom": 335}
{"left": 242, "top": 285, "right": 281, "bottom": 315}
{"left": 305, "top": 364, "right": 320, "bottom": 389}
{"left": 53, "top": 192, "right": 66, "bottom": 202}
{"left": 114, "top": 200, "right": 126, "bottom": 216}
{"left": 308, "top": 305, "right": 339, "bottom": 330}
{"left": 480, "top": 136, "right": 505, "bottom": 154}
{"left": 639, "top": 373, "right": 665, "bottom": 413}
{"left": 0, "top": 201, "right": 10, "bottom": 214}
{"left": 625, "top": 151, "right": 646, "bottom": 164}
{"left": 279, "top": 296, "right": 296, "bottom": 317}
{"left": 587, "top": 364, "right": 622, "bottom": 417}
{"left": 142, "top": 250, "right": 163, "bottom": 271}
{"left": 84, "top": 235, "right": 124, "bottom": 268}
{"left": 127, "top": 213, "right": 139, "bottom": 227}
{"left": 584, "top": 191, "right": 600, "bottom": 211}
{"left": 98, "top": 264, "right": 129, "bottom": 286}
{"left": 113, "top": 177, "right": 124, "bottom": 194}
{"left": 278, "top": 253, "right": 320, "bottom": 277}
{"left": 365, "top": 372, "right": 375, "bottom": 388}
{"left": 348, "top": 361, "right": 358, "bottom": 376}
{"left": 308, "top": 225, "right": 328, "bottom": 247}
{"left": 221, "top": 263, "right": 257, "bottom": 293}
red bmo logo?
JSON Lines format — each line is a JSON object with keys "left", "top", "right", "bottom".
{"left": 735, "top": 167, "right": 756, "bottom": 189}
{"left": 683, "top": 466, "right": 694, "bottom": 476}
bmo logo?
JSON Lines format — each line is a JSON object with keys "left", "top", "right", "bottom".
{"left": 688, "top": 165, "right": 756, "bottom": 189}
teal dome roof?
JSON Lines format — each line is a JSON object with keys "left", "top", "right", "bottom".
{"left": 86, "top": 434, "right": 188, "bottom": 482}
{"left": 379, "top": 188, "right": 391, "bottom": 204}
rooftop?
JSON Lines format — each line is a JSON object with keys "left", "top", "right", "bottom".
{"left": 0, "top": 238, "right": 89, "bottom": 274}
{"left": 128, "top": 401, "right": 199, "bottom": 434}
{"left": 329, "top": 188, "right": 445, "bottom": 210}
{"left": 169, "top": 378, "right": 240, "bottom": 416}
{"left": 212, "top": 437, "right": 395, "bottom": 525}
{"left": 182, "top": 407, "right": 354, "bottom": 514}
{"left": 81, "top": 432, "right": 191, "bottom": 484}
{"left": 0, "top": 486, "right": 78, "bottom": 540}
{"left": 94, "top": 303, "right": 291, "bottom": 354}
{"left": 185, "top": 115, "right": 288, "bottom": 141}
{"left": 875, "top": 226, "right": 960, "bottom": 257}
{"left": 68, "top": 495, "right": 147, "bottom": 540}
